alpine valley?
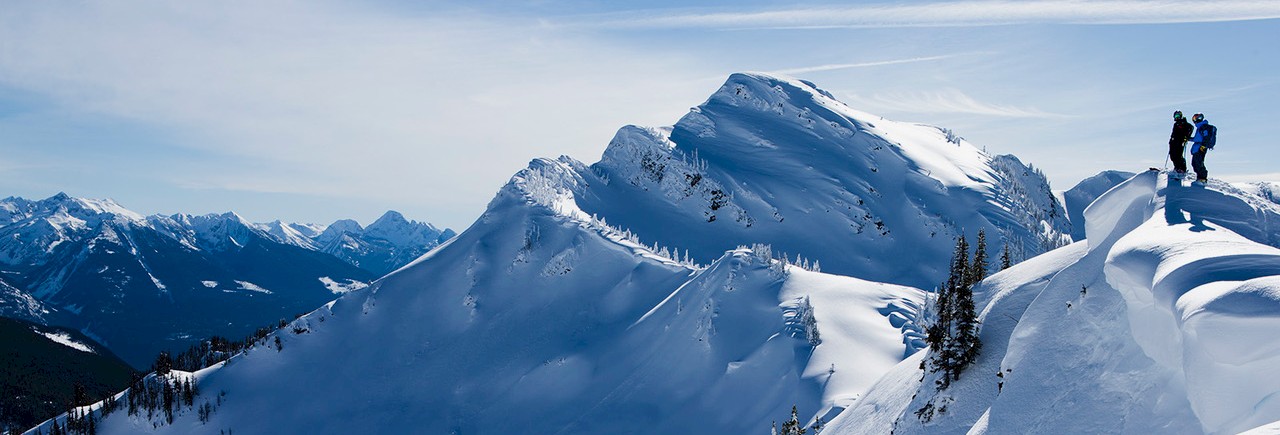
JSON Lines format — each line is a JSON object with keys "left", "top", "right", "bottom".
{"left": 22, "top": 73, "right": 1280, "bottom": 435}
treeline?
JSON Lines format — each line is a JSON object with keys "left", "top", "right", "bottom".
{"left": 26, "top": 314, "right": 308, "bottom": 434}
{"left": 172, "top": 320, "right": 285, "bottom": 372}
{"left": 173, "top": 312, "right": 312, "bottom": 372}
{"left": 125, "top": 353, "right": 198, "bottom": 425}
{"left": 28, "top": 356, "right": 200, "bottom": 435}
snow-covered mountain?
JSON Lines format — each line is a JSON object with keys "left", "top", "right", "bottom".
{"left": 311, "top": 211, "right": 456, "bottom": 276}
{"left": 828, "top": 170, "right": 1280, "bottom": 434}
{"left": 254, "top": 220, "right": 320, "bottom": 250}
{"left": 40, "top": 72, "right": 1084, "bottom": 434}
{"left": 0, "top": 274, "right": 50, "bottom": 323}
{"left": 0, "top": 194, "right": 448, "bottom": 368}
{"left": 245, "top": 211, "right": 457, "bottom": 276}
{"left": 516, "top": 73, "right": 1062, "bottom": 291}
{"left": 74, "top": 149, "right": 929, "bottom": 435}
{"left": 1235, "top": 181, "right": 1280, "bottom": 206}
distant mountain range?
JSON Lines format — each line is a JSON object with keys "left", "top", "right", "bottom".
{"left": 0, "top": 193, "right": 453, "bottom": 367}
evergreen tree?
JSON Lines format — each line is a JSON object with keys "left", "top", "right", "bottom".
{"left": 1000, "top": 244, "right": 1012, "bottom": 270}
{"left": 183, "top": 378, "right": 195, "bottom": 407}
{"left": 73, "top": 382, "right": 89, "bottom": 407}
{"left": 163, "top": 378, "right": 175, "bottom": 424}
{"left": 779, "top": 405, "right": 807, "bottom": 435}
{"left": 925, "top": 235, "right": 983, "bottom": 388}
{"left": 153, "top": 351, "right": 173, "bottom": 376}
{"left": 969, "top": 230, "right": 989, "bottom": 286}
{"left": 953, "top": 271, "right": 982, "bottom": 375}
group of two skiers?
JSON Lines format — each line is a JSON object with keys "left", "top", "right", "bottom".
{"left": 1168, "top": 111, "right": 1217, "bottom": 184}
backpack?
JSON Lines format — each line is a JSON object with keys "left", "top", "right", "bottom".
{"left": 1204, "top": 124, "right": 1217, "bottom": 149}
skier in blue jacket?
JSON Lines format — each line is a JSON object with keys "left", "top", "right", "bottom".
{"left": 1188, "top": 113, "right": 1216, "bottom": 184}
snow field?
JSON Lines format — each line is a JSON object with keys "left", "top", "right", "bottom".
{"left": 1105, "top": 175, "right": 1280, "bottom": 434}
{"left": 832, "top": 170, "right": 1280, "bottom": 434}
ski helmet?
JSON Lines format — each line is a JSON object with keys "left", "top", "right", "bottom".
{"left": 1192, "top": 113, "right": 1205, "bottom": 123}
{"left": 1173, "top": 111, "right": 1183, "bottom": 120}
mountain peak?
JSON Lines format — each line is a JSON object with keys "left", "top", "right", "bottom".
{"left": 326, "top": 218, "right": 363, "bottom": 234}
{"left": 21, "top": 193, "right": 146, "bottom": 223}
{"left": 370, "top": 210, "right": 408, "bottom": 227}
{"left": 365, "top": 210, "right": 444, "bottom": 245}
{"left": 219, "top": 211, "right": 246, "bottom": 221}
{"left": 315, "top": 219, "right": 363, "bottom": 247}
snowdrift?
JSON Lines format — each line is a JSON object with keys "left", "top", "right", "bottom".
{"left": 831, "top": 171, "right": 1280, "bottom": 434}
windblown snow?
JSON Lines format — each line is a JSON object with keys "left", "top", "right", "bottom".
{"left": 830, "top": 171, "right": 1280, "bottom": 434}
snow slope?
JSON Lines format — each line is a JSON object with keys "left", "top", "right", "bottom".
{"left": 76, "top": 158, "right": 926, "bottom": 434}
{"left": 830, "top": 170, "right": 1280, "bottom": 434}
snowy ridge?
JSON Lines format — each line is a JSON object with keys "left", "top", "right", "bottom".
{"left": 1064, "top": 170, "right": 1136, "bottom": 241}
{"left": 575, "top": 72, "right": 1069, "bottom": 289}
{"left": 165, "top": 212, "right": 264, "bottom": 252}
{"left": 0, "top": 194, "right": 144, "bottom": 267}
{"left": 255, "top": 220, "right": 318, "bottom": 250}
{"left": 831, "top": 170, "right": 1280, "bottom": 434}
{"left": 69, "top": 138, "right": 930, "bottom": 434}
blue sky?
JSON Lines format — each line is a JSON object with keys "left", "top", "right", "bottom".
{"left": 1, "top": 1, "right": 1278, "bottom": 229}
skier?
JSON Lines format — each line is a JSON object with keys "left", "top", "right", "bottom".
{"left": 1188, "top": 113, "right": 1217, "bottom": 184}
{"left": 1167, "top": 111, "right": 1193, "bottom": 177}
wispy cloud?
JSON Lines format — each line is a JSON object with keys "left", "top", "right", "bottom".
{"left": 0, "top": 1, "right": 715, "bottom": 227}
{"left": 1100, "top": 82, "right": 1276, "bottom": 118}
{"left": 841, "top": 89, "right": 1071, "bottom": 119}
{"left": 587, "top": 1, "right": 1280, "bottom": 29}
{"left": 768, "top": 54, "right": 969, "bottom": 75}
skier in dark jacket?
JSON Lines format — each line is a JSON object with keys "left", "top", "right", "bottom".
{"left": 1189, "top": 113, "right": 1214, "bottom": 183}
{"left": 1168, "top": 111, "right": 1193, "bottom": 176}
